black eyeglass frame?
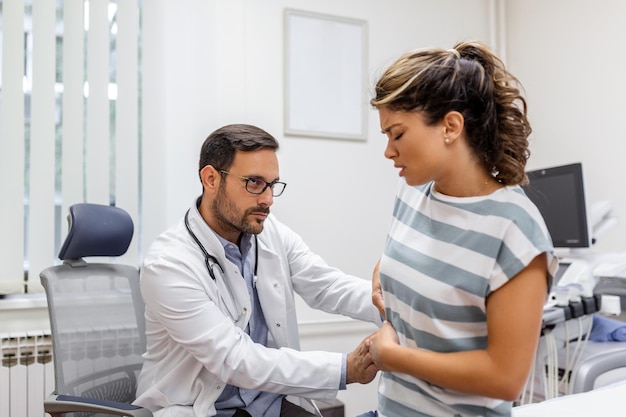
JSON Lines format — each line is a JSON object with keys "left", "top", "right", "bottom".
{"left": 220, "top": 170, "right": 287, "bottom": 197}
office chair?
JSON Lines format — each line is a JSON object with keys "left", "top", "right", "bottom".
{"left": 40, "top": 203, "right": 152, "bottom": 417}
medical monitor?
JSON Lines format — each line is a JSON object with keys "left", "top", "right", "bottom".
{"left": 522, "top": 162, "right": 591, "bottom": 249}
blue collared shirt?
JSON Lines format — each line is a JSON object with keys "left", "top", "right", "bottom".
{"left": 213, "top": 232, "right": 284, "bottom": 417}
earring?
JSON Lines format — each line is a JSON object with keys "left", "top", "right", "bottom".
{"left": 444, "top": 138, "right": 451, "bottom": 143}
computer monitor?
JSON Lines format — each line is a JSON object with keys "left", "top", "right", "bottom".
{"left": 522, "top": 162, "right": 591, "bottom": 249}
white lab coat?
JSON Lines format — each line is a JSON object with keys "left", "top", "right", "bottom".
{"left": 134, "top": 203, "right": 382, "bottom": 417}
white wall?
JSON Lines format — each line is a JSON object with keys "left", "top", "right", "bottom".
{"left": 506, "top": 0, "right": 626, "bottom": 254}
{"left": 141, "top": 0, "right": 493, "bottom": 312}
{"left": 141, "top": 0, "right": 494, "bottom": 414}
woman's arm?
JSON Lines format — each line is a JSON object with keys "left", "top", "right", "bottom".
{"left": 368, "top": 253, "right": 548, "bottom": 401}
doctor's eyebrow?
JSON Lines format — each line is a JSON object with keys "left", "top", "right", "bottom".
{"left": 247, "top": 173, "right": 280, "bottom": 182}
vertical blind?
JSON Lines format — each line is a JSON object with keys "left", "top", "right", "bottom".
{"left": 0, "top": 0, "right": 142, "bottom": 294}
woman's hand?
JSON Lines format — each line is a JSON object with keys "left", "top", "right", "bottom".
{"left": 367, "top": 320, "right": 399, "bottom": 371}
{"left": 372, "top": 259, "right": 385, "bottom": 319}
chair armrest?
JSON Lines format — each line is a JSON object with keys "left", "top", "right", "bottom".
{"left": 44, "top": 394, "right": 153, "bottom": 417}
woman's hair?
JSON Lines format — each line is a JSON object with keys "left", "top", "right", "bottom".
{"left": 198, "top": 123, "right": 279, "bottom": 177}
{"left": 371, "top": 40, "right": 531, "bottom": 185}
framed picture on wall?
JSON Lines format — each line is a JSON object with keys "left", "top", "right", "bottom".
{"left": 284, "top": 9, "right": 368, "bottom": 141}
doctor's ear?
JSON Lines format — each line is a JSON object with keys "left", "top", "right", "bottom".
{"left": 200, "top": 165, "right": 221, "bottom": 193}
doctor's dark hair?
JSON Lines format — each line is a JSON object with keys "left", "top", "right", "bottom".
{"left": 198, "top": 124, "right": 279, "bottom": 177}
{"left": 371, "top": 40, "right": 531, "bottom": 185}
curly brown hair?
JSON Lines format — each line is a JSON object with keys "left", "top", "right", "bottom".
{"left": 371, "top": 40, "right": 531, "bottom": 185}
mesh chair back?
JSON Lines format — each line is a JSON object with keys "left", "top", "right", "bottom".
{"left": 40, "top": 204, "right": 146, "bottom": 417}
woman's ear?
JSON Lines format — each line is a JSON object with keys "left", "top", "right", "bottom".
{"left": 442, "top": 111, "right": 464, "bottom": 142}
{"left": 200, "top": 165, "right": 220, "bottom": 194}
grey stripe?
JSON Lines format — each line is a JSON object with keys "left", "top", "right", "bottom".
{"left": 430, "top": 187, "right": 553, "bottom": 255}
{"left": 380, "top": 372, "right": 512, "bottom": 416}
{"left": 385, "top": 309, "right": 487, "bottom": 352}
{"left": 393, "top": 197, "right": 503, "bottom": 259}
{"left": 384, "top": 237, "right": 490, "bottom": 297}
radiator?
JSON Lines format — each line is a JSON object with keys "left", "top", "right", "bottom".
{"left": 0, "top": 331, "right": 54, "bottom": 417}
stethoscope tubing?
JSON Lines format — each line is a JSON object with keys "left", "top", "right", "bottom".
{"left": 184, "top": 209, "right": 258, "bottom": 323}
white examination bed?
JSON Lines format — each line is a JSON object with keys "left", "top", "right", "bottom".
{"left": 513, "top": 379, "right": 626, "bottom": 416}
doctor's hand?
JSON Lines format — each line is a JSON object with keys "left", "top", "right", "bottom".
{"left": 372, "top": 259, "right": 385, "bottom": 319}
{"left": 366, "top": 321, "right": 400, "bottom": 372}
{"left": 346, "top": 333, "right": 379, "bottom": 384}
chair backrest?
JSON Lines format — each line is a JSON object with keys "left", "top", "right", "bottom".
{"left": 40, "top": 203, "right": 146, "bottom": 410}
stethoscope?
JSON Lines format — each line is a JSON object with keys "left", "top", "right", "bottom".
{"left": 184, "top": 209, "right": 258, "bottom": 323}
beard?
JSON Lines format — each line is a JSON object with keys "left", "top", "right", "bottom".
{"left": 212, "top": 184, "right": 270, "bottom": 236}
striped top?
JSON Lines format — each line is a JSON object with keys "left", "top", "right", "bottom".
{"left": 378, "top": 180, "right": 557, "bottom": 417}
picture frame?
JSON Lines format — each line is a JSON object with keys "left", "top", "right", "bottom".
{"left": 284, "top": 9, "right": 368, "bottom": 141}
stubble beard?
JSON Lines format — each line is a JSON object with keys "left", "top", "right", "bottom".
{"left": 212, "top": 185, "right": 268, "bottom": 236}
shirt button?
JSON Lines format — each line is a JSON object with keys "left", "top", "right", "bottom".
{"left": 216, "top": 385, "right": 222, "bottom": 390}
{"left": 276, "top": 323, "right": 281, "bottom": 327}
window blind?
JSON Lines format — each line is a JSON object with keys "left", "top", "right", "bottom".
{"left": 0, "top": 0, "right": 26, "bottom": 294}
{"left": 0, "top": 0, "right": 142, "bottom": 294}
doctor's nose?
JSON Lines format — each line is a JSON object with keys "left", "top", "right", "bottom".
{"left": 257, "top": 188, "right": 274, "bottom": 205}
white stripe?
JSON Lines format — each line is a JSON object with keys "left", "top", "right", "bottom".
{"left": 382, "top": 255, "right": 483, "bottom": 308}
{"left": 399, "top": 184, "right": 514, "bottom": 239}
{"left": 389, "top": 215, "right": 498, "bottom": 279}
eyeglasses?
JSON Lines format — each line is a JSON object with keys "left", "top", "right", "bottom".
{"left": 220, "top": 170, "right": 287, "bottom": 197}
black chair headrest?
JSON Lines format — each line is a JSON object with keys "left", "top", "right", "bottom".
{"left": 58, "top": 203, "right": 134, "bottom": 260}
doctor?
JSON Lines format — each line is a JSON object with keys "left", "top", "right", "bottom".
{"left": 134, "top": 124, "right": 382, "bottom": 417}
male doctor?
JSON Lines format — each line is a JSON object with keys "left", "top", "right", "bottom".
{"left": 134, "top": 124, "right": 382, "bottom": 417}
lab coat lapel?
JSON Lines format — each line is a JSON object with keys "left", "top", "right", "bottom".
{"left": 255, "top": 245, "right": 290, "bottom": 347}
